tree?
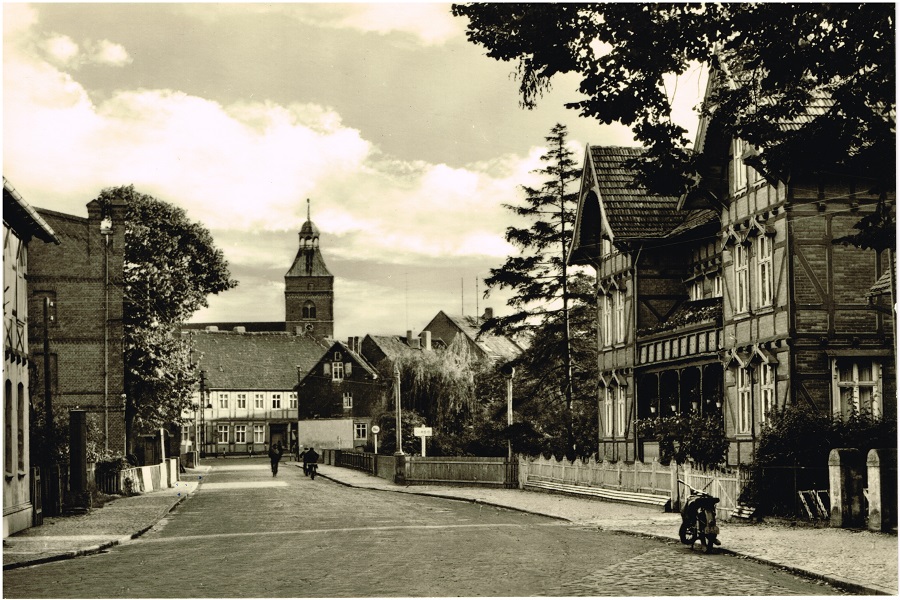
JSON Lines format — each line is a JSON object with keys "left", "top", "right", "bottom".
{"left": 482, "top": 123, "right": 587, "bottom": 458}
{"left": 94, "top": 185, "right": 236, "bottom": 449}
{"left": 451, "top": 4, "right": 895, "bottom": 196}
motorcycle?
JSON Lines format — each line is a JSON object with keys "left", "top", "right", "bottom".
{"left": 677, "top": 479, "right": 721, "bottom": 553}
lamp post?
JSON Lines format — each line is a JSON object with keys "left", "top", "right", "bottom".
{"left": 501, "top": 364, "right": 516, "bottom": 461}
{"left": 393, "top": 364, "right": 403, "bottom": 455}
{"left": 100, "top": 215, "right": 112, "bottom": 452}
{"left": 199, "top": 370, "right": 207, "bottom": 458}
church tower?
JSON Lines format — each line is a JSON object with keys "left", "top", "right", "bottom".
{"left": 285, "top": 200, "right": 334, "bottom": 339}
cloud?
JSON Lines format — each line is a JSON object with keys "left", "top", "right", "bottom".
{"left": 88, "top": 39, "right": 131, "bottom": 67}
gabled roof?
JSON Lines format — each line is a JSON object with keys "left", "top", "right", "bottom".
{"left": 3, "top": 177, "right": 59, "bottom": 244}
{"left": 301, "top": 339, "right": 381, "bottom": 384}
{"left": 364, "top": 335, "right": 418, "bottom": 361}
{"left": 427, "top": 311, "right": 523, "bottom": 362}
{"left": 186, "top": 330, "right": 328, "bottom": 390}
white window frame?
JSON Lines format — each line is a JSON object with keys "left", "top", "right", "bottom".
{"left": 272, "top": 394, "right": 282, "bottom": 409}
{"left": 234, "top": 425, "right": 246, "bottom": 443}
{"left": 834, "top": 359, "right": 881, "bottom": 418}
{"left": 218, "top": 393, "right": 228, "bottom": 409}
{"left": 615, "top": 385, "right": 626, "bottom": 437}
{"left": 614, "top": 289, "right": 626, "bottom": 344}
{"left": 737, "top": 367, "right": 752, "bottom": 434}
{"left": 603, "top": 387, "right": 613, "bottom": 437}
{"left": 760, "top": 364, "right": 776, "bottom": 424}
{"left": 757, "top": 234, "right": 774, "bottom": 307}
{"left": 690, "top": 279, "right": 703, "bottom": 301}
{"left": 217, "top": 424, "right": 229, "bottom": 444}
{"left": 254, "top": 393, "right": 264, "bottom": 409}
{"left": 713, "top": 273, "right": 723, "bottom": 298}
{"left": 253, "top": 425, "right": 265, "bottom": 443}
{"left": 601, "top": 237, "right": 612, "bottom": 258}
{"left": 289, "top": 392, "right": 297, "bottom": 409}
{"left": 236, "top": 393, "right": 247, "bottom": 409}
{"left": 354, "top": 422, "right": 368, "bottom": 440}
{"left": 332, "top": 361, "right": 344, "bottom": 381}
{"left": 735, "top": 243, "right": 750, "bottom": 314}
{"left": 732, "top": 138, "right": 747, "bottom": 194}
{"left": 601, "top": 295, "right": 612, "bottom": 348}
{"left": 343, "top": 392, "right": 353, "bottom": 409}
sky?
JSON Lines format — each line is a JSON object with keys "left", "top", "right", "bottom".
{"left": 3, "top": 3, "right": 706, "bottom": 340}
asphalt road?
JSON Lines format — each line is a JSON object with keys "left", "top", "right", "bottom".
{"left": 4, "top": 458, "right": 842, "bottom": 597}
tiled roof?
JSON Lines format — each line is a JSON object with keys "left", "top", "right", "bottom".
{"left": 365, "top": 335, "right": 417, "bottom": 361}
{"left": 3, "top": 178, "right": 59, "bottom": 244}
{"left": 443, "top": 314, "right": 524, "bottom": 362}
{"left": 589, "top": 146, "right": 686, "bottom": 239}
{"left": 868, "top": 269, "right": 893, "bottom": 298}
{"left": 285, "top": 247, "right": 332, "bottom": 277}
{"left": 182, "top": 322, "right": 286, "bottom": 333}
{"left": 186, "top": 331, "right": 328, "bottom": 390}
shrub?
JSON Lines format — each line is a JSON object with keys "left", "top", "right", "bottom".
{"left": 636, "top": 414, "right": 728, "bottom": 469}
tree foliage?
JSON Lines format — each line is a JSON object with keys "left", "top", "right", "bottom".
{"left": 451, "top": 3, "right": 895, "bottom": 195}
{"left": 635, "top": 414, "right": 729, "bottom": 470}
{"left": 95, "top": 185, "right": 236, "bottom": 443}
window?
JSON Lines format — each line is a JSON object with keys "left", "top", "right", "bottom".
{"left": 289, "top": 392, "right": 297, "bottom": 409}
{"left": 690, "top": 279, "right": 703, "bottom": 301}
{"left": 254, "top": 393, "right": 264, "bottom": 409}
{"left": 17, "top": 383, "right": 24, "bottom": 472}
{"left": 354, "top": 422, "right": 368, "bottom": 439}
{"left": 272, "top": 394, "right": 282, "bottom": 409}
{"left": 615, "top": 386, "right": 626, "bottom": 436}
{"left": 234, "top": 425, "right": 246, "bottom": 443}
{"left": 737, "top": 368, "right": 752, "bottom": 434}
{"left": 343, "top": 392, "right": 353, "bottom": 409}
{"left": 713, "top": 273, "right": 723, "bottom": 298}
{"left": 836, "top": 360, "right": 881, "bottom": 418}
{"left": 217, "top": 425, "right": 229, "bottom": 444}
{"left": 236, "top": 393, "right": 247, "bottom": 409}
{"left": 603, "top": 387, "right": 613, "bottom": 436}
{"left": 614, "top": 290, "right": 626, "bottom": 344}
{"left": 601, "top": 295, "right": 612, "bottom": 347}
{"left": 254, "top": 425, "right": 265, "bottom": 443}
{"left": 332, "top": 362, "right": 344, "bottom": 381}
{"left": 5, "top": 379, "right": 12, "bottom": 475}
{"left": 218, "top": 393, "right": 228, "bottom": 409}
{"left": 731, "top": 138, "right": 747, "bottom": 194}
{"left": 758, "top": 235, "right": 774, "bottom": 307}
{"left": 601, "top": 238, "right": 612, "bottom": 258}
{"left": 302, "top": 301, "right": 316, "bottom": 319}
{"left": 735, "top": 244, "right": 750, "bottom": 313}
{"left": 760, "top": 364, "right": 776, "bottom": 423}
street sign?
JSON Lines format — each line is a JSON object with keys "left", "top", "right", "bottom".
{"left": 370, "top": 425, "right": 380, "bottom": 434}
{"left": 413, "top": 426, "right": 433, "bottom": 437}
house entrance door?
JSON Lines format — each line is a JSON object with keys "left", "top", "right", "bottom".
{"left": 269, "top": 423, "right": 287, "bottom": 449}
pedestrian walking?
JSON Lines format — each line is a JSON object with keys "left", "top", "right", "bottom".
{"left": 269, "top": 442, "right": 283, "bottom": 476}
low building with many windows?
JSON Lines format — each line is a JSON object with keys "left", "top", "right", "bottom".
{"left": 184, "top": 329, "right": 327, "bottom": 456}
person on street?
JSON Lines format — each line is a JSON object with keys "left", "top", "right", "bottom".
{"left": 269, "top": 442, "right": 283, "bottom": 476}
{"left": 301, "top": 447, "right": 310, "bottom": 476}
{"left": 305, "top": 447, "right": 319, "bottom": 477}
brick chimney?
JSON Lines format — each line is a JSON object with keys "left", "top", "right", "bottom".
{"left": 420, "top": 330, "right": 432, "bottom": 351}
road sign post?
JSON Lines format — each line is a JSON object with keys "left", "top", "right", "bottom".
{"left": 413, "top": 426, "right": 433, "bottom": 457}
{"left": 371, "top": 425, "right": 380, "bottom": 454}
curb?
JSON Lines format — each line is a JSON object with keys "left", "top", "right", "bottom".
{"left": 3, "top": 483, "right": 195, "bottom": 571}
{"left": 315, "top": 468, "right": 892, "bottom": 597}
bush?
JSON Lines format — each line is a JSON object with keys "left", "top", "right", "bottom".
{"left": 636, "top": 414, "right": 728, "bottom": 469}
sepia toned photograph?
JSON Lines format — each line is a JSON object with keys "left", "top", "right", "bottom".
{"left": 3, "top": 3, "right": 896, "bottom": 597}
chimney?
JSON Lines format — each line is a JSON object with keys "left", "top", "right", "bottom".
{"left": 348, "top": 336, "right": 354, "bottom": 349}
{"left": 354, "top": 336, "right": 360, "bottom": 353}
{"left": 482, "top": 307, "right": 494, "bottom": 321}
{"left": 234, "top": 326, "right": 246, "bottom": 333}
{"left": 205, "top": 326, "right": 219, "bottom": 332}
{"left": 295, "top": 326, "right": 304, "bottom": 336}
{"left": 420, "top": 330, "right": 432, "bottom": 351}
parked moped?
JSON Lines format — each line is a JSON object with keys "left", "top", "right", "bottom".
{"left": 677, "top": 479, "right": 721, "bottom": 553}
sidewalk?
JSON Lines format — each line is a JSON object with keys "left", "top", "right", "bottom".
{"left": 4, "top": 462, "right": 896, "bottom": 596}
{"left": 3, "top": 473, "right": 202, "bottom": 570}
{"left": 308, "top": 463, "right": 898, "bottom": 596}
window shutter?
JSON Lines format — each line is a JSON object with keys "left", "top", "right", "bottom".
{"left": 345, "top": 362, "right": 352, "bottom": 377}
{"left": 323, "top": 363, "right": 331, "bottom": 376}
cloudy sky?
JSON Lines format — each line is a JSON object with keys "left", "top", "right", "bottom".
{"left": 4, "top": 3, "right": 705, "bottom": 339}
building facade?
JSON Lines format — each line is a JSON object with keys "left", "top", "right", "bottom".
{"left": 420, "top": 308, "right": 523, "bottom": 363}
{"left": 185, "top": 330, "right": 326, "bottom": 456}
{"left": 571, "top": 119, "right": 895, "bottom": 465}
{"left": 27, "top": 195, "right": 128, "bottom": 460}
{"left": 3, "top": 178, "right": 59, "bottom": 537}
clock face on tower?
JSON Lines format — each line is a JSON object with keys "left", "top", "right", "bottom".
{"left": 305, "top": 323, "right": 314, "bottom": 332}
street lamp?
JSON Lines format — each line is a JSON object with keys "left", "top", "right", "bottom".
{"left": 500, "top": 363, "right": 516, "bottom": 461}
{"left": 100, "top": 215, "right": 112, "bottom": 452}
{"left": 393, "top": 364, "right": 403, "bottom": 455}
{"left": 199, "top": 370, "right": 207, "bottom": 458}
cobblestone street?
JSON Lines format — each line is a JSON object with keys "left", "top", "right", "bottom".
{"left": 4, "top": 459, "right": 845, "bottom": 597}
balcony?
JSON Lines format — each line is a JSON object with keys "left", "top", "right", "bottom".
{"left": 636, "top": 298, "right": 722, "bottom": 367}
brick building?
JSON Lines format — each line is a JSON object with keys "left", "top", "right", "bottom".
{"left": 26, "top": 194, "right": 128, "bottom": 460}
{"left": 3, "top": 178, "right": 59, "bottom": 537}
{"left": 284, "top": 202, "right": 334, "bottom": 339}
{"left": 570, "top": 88, "right": 895, "bottom": 465}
